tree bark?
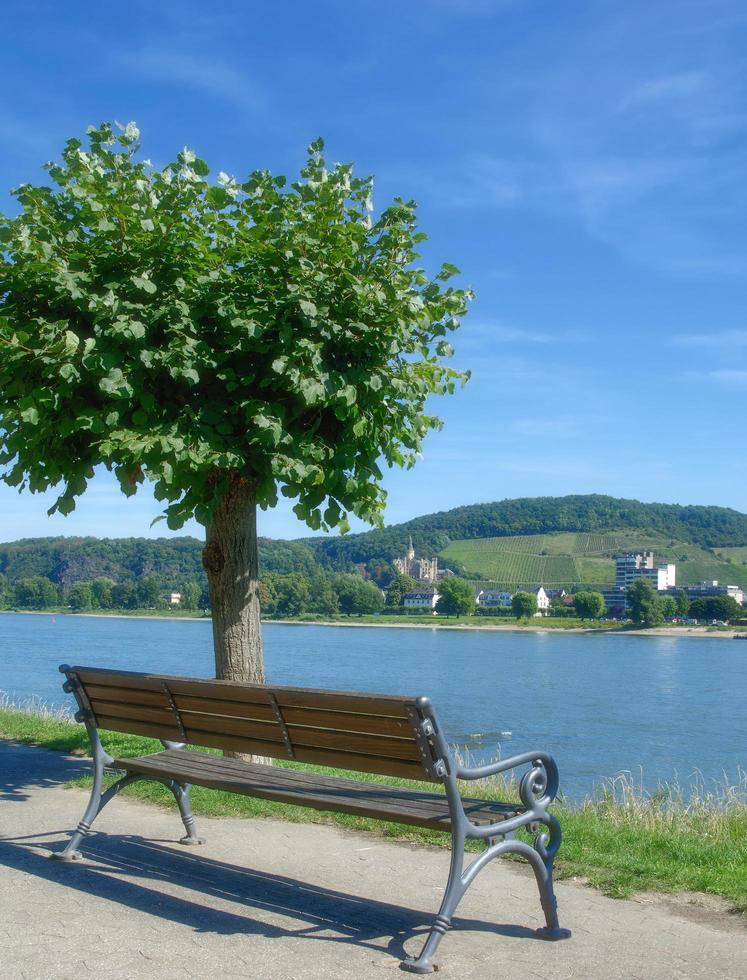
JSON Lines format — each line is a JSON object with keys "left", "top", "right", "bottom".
{"left": 202, "top": 476, "right": 264, "bottom": 686}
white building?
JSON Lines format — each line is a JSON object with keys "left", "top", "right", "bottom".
{"left": 534, "top": 587, "right": 550, "bottom": 615}
{"left": 403, "top": 588, "right": 440, "bottom": 611}
{"left": 615, "top": 552, "right": 676, "bottom": 592}
{"left": 686, "top": 581, "right": 744, "bottom": 606}
{"left": 163, "top": 592, "right": 182, "bottom": 606}
{"left": 476, "top": 589, "right": 513, "bottom": 607}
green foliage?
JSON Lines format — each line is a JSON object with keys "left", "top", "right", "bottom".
{"left": 385, "top": 573, "right": 417, "bottom": 606}
{"left": 689, "top": 595, "right": 742, "bottom": 622}
{"left": 333, "top": 573, "right": 384, "bottom": 615}
{"left": 13, "top": 576, "right": 59, "bottom": 608}
{"left": 511, "top": 591, "right": 537, "bottom": 619}
{"left": 67, "top": 580, "right": 93, "bottom": 610}
{"left": 435, "top": 577, "right": 475, "bottom": 617}
{"left": 627, "top": 579, "right": 664, "bottom": 627}
{"left": 0, "top": 123, "right": 470, "bottom": 534}
{"left": 676, "top": 590, "right": 690, "bottom": 616}
{"left": 265, "top": 572, "right": 310, "bottom": 617}
{"left": 573, "top": 590, "right": 605, "bottom": 620}
{"left": 660, "top": 595, "right": 677, "bottom": 618}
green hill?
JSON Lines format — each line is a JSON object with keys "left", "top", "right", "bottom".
{"left": 306, "top": 494, "right": 747, "bottom": 568}
{"left": 440, "top": 530, "right": 747, "bottom": 590}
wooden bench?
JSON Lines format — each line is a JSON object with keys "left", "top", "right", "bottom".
{"left": 53, "top": 664, "right": 570, "bottom": 973}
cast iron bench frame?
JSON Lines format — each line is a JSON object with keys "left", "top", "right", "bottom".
{"left": 53, "top": 664, "right": 570, "bottom": 973}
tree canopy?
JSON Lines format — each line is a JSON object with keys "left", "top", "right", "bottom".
{"left": 0, "top": 122, "right": 470, "bottom": 535}
{"left": 573, "top": 590, "right": 605, "bottom": 619}
{"left": 627, "top": 578, "right": 664, "bottom": 627}
{"left": 512, "top": 591, "right": 537, "bottom": 619}
{"left": 435, "top": 577, "right": 475, "bottom": 617}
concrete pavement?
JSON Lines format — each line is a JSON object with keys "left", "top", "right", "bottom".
{"left": 1, "top": 740, "right": 745, "bottom": 979}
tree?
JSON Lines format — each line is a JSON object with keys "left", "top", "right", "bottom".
{"left": 68, "top": 581, "right": 93, "bottom": 611}
{"left": 512, "top": 591, "right": 537, "bottom": 619}
{"left": 573, "top": 590, "right": 605, "bottom": 620}
{"left": 111, "top": 581, "right": 136, "bottom": 609}
{"left": 435, "top": 578, "right": 475, "bottom": 617}
{"left": 91, "top": 577, "right": 114, "bottom": 609}
{"left": 334, "top": 573, "right": 384, "bottom": 615}
{"left": 136, "top": 574, "right": 162, "bottom": 608}
{"left": 689, "top": 595, "right": 742, "bottom": 621}
{"left": 271, "top": 573, "right": 310, "bottom": 617}
{"left": 0, "top": 122, "right": 470, "bottom": 686}
{"left": 179, "top": 581, "right": 201, "bottom": 610}
{"left": 308, "top": 576, "right": 340, "bottom": 616}
{"left": 675, "top": 590, "right": 690, "bottom": 616}
{"left": 385, "top": 573, "right": 417, "bottom": 607}
{"left": 660, "top": 595, "right": 677, "bottom": 619}
{"left": 627, "top": 578, "right": 664, "bottom": 627}
{"left": 14, "top": 576, "right": 59, "bottom": 608}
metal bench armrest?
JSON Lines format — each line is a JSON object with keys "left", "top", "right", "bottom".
{"left": 456, "top": 751, "right": 559, "bottom": 806}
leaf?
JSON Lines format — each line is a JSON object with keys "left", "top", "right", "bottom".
{"left": 139, "top": 218, "right": 155, "bottom": 232}
{"left": 299, "top": 299, "right": 317, "bottom": 318}
{"left": 131, "top": 275, "right": 157, "bottom": 294}
{"left": 192, "top": 157, "right": 210, "bottom": 177}
{"left": 206, "top": 186, "right": 232, "bottom": 209}
{"left": 20, "top": 406, "right": 39, "bottom": 425}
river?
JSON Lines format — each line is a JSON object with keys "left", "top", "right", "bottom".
{"left": 1, "top": 612, "right": 745, "bottom": 800}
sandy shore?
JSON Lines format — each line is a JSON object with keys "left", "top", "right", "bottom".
{"left": 2, "top": 609, "right": 743, "bottom": 638}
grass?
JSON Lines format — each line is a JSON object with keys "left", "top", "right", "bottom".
{"left": 440, "top": 529, "right": 747, "bottom": 590}
{"left": 1, "top": 699, "right": 745, "bottom": 913}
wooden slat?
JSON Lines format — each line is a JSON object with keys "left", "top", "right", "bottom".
{"left": 73, "top": 669, "right": 166, "bottom": 692}
{"left": 88, "top": 700, "right": 175, "bottom": 727}
{"left": 115, "top": 750, "right": 520, "bottom": 830}
{"left": 179, "top": 730, "right": 289, "bottom": 759}
{"left": 172, "top": 694, "right": 277, "bottom": 722}
{"left": 274, "top": 689, "right": 412, "bottom": 718}
{"left": 290, "top": 745, "right": 433, "bottom": 780}
{"left": 286, "top": 726, "right": 420, "bottom": 761}
{"left": 95, "top": 715, "right": 182, "bottom": 740}
{"left": 165, "top": 678, "right": 274, "bottom": 705}
{"left": 84, "top": 684, "right": 171, "bottom": 709}
{"left": 179, "top": 713, "right": 284, "bottom": 742}
{"left": 279, "top": 706, "right": 414, "bottom": 737}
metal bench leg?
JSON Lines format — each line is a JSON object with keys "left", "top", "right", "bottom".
{"left": 401, "top": 831, "right": 467, "bottom": 974}
{"left": 169, "top": 781, "right": 205, "bottom": 846}
{"left": 531, "top": 816, "right": 571, "bottom": 941}
{"left": 50, "top": 770, "right": 145, "bottom": 862}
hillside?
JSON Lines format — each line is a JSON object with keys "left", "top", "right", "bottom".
{"left": 440, "top": 530, "right": 747, "bottom": 590}
{"left": 0, "top": 536, "right": 319, "bottom": 590}
{"left": 305, "top": 494, "right": 747, "bottom": 567}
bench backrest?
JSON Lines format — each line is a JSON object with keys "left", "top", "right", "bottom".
{"left": 62, "top": 665, "right": 444, "bottom": 782}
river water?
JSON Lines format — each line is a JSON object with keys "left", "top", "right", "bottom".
{"left": 1, "top": 612, "right": 744, "bottom": 800}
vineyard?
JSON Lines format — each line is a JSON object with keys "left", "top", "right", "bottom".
{"left": 440, "top": 530, "right": 747, "bottom": 589}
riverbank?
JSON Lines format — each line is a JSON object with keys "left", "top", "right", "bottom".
{"left": 1, "top": 703, "right": 745, "bottom": 913}
{"left": 2, "top": 607, "right": 744, "bottom": 637}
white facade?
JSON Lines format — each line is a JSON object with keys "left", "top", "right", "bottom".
{"left": 535, "top": 587, "right": 550, "bottom": 612}
{"left": 615, "top": 552, "right": 676, "bottom": 592}
{"left": 476, "top": 589, "right": 513, "bottom": 607}
{"left": 686, "top": 581, "right": 744, "bottom": 606}
{"left": 403, "top": 589, "right": 439, "bottom": 610}
{"left": 163, "top": 592, "right": 181, "bottom": 606}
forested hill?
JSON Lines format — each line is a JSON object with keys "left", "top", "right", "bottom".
{"left": 0, "top": 536, "right": 318, "bottom": 589}
{"left": 305, "top": 494, "right": 747, "bottom": 566}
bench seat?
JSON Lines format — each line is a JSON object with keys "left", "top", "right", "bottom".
{"left": 115, "top": 749, "right": 524, "bottom": 831}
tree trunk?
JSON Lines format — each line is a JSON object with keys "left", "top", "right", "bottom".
{"left": 202, "top": 476, "right": 265, "bottom": 752}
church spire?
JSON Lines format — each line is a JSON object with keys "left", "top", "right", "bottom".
{"left": 407, "top": 535, "right": 415, "bottom": 561}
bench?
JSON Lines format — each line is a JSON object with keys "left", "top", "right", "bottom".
{"left": 53, "top": 664, "right": 570, "bottom": 973}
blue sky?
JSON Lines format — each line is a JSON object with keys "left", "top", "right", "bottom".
{"left": 1, "top": 0, "right": 746, "bottom": 542}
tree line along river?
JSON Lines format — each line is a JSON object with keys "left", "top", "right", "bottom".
{"left": 1, "top": 612, "right": 745, "bottom": 801}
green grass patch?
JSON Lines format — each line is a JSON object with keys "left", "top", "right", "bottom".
{"left": 2, "top": 703, "right": 745, "bottom": 912}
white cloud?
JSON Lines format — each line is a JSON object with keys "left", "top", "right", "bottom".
{"left": 114, "top": 48, "right": 263, "bottom": 112}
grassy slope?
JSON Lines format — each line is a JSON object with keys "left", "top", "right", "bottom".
{"left": 441, "top": 529, "right": 747, "bottom": 589}
{"left": 2, "top": 707, "right": 745, "bottom": 912}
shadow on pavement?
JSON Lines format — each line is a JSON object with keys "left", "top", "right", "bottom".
{"left": 0, "top": 831, "right": 540, "bottom": 964}
{"left": 0, "top": 741, "right": 90, "bottom": 803}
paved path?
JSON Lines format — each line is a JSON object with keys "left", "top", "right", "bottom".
{"left": 1, "top": 741, "right": 745, "bottom": 979}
